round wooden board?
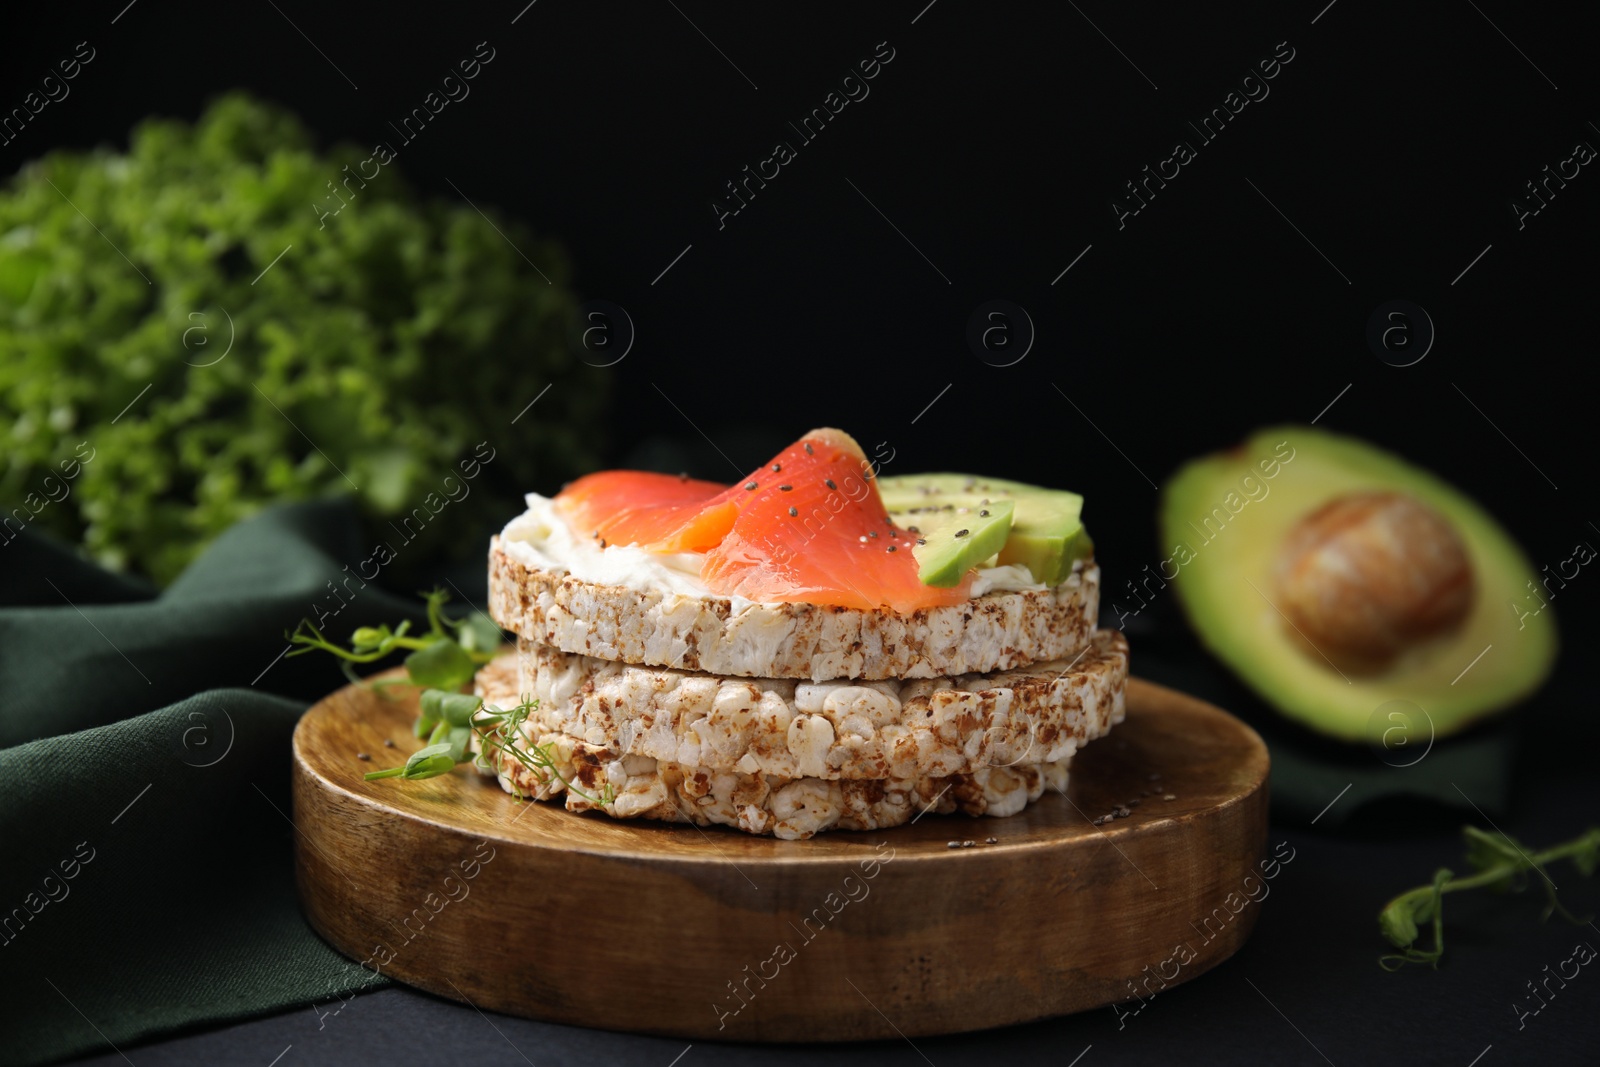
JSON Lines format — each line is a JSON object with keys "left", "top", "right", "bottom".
{"left": 292, "top": 663, "right": 1269, "bottom": 1042}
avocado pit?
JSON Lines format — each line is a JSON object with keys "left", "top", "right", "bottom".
{"left": 1272, "top": 491, "right": 1475, "bottom": 671}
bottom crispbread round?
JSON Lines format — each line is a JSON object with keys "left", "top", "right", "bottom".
{"left": 505, "top": 629, "right": 1127, "bottom": 781}
{"left": 474, "top": 655, "right": 1071, "bottom": 840}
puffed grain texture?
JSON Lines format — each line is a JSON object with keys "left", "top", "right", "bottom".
{"left": 488, "top": 536, "right": 1100, "bottom": 681}
{"left": 473, "top": 655, "right": 1072, "bottom": 840}
{"left": 512, "top": 629, "right": 1127, "bottom": 780}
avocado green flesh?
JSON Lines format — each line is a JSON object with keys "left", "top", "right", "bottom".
{"left": 999, "top": 524, "right": 1094, "bottom": 585}
{"left": 878, "top": 474, "right": 1086, "bottom": 585}
{"left": 894, "top": 499, "right": 1014, "bottom": 587}
{"left": 1160, "top": 425, "right": 1557, "bottom": 744}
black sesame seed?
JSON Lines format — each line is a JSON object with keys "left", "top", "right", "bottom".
{"left": 383, "top": 738, "right": 395, "bottom": 747}
{"left": 771, "top": 463, "right": 782, "bottom": 472}
{"left": 825, "top": 479, "right": 837, "bottom": 490}
{"left": 788, "top": 506, "right": 798, "bottom": 517}
{"left": 599, "top": 539, "right": 607, "bottom": 549}
{"left": 887, "top": 545, "right": 897, "bottom": 552}
{"left": 979, "top": 509, "right": 990, "bottom": 517}
{"left": 955, "top": 529, "right": 969, "bottom": 538}
{"left": 917, "top": 538, "right": 927, "bottom": 545}
{"left": 804, "top": 443, "right": 814, "bottom": 454}
{"left": 779, "top": 485, "right": 792, "bottom": 492}
{"left": 744, "top": 481, "right": 759, "bottom": 491}
{"left": 908, "top": 525, "right": 920, "bottom": 534}
{"left": 357, "top": 752, "right": 371, "bottom": 761}
{"left": 868, "top": 531, "right": 878, "bottom": 538}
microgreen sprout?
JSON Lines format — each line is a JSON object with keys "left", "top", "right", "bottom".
{"left": 1378, "top": 825, "right": 1600, "bottom": 970}
{"left": 289, "top": 590, "right": 614, "bottom": 807}
{"left": 287, "top": 588, "right": 496, "bottom": 693}
{"left": 363, "top": 689, "right": 615, "bottom": 805}
{"left": 468, "top": 693, "right": 617, "bottom": 807}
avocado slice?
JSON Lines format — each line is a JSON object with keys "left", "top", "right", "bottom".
{"left": 878, "top": 474, "right": 1088, "bottom": 585}
{"left": 1160, "top": 426, "right": 1557, "bottom": 744}
{"left": 891, "top": 498, "right": 1015, "bottom": 587}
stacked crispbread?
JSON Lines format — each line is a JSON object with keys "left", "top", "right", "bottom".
{"left": 480, "top": 535, "right": 1128, "bottom": 840}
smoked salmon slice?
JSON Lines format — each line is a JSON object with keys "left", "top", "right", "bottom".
{"left": 554, "top": 471, "right": 731, "bottom": 551}
{"left": 553, "top": 429, "right": 972, "bottom": 612}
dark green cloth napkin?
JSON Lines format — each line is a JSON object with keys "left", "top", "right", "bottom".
{"left": 0, "top": 501, "right": 456, "bottom": 1066}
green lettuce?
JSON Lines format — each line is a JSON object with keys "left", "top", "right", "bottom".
{"left": 1, "top": 93, "right": 606, "bottom": 583}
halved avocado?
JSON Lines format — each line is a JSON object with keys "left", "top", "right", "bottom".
{"left": 1161, "top": 426, "right": 1556, "bottom": 743}
{"left": 877, "top": 474, "right": 1090, "bottom": 585}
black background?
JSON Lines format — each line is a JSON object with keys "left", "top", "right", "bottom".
{"left": 7, "top": 1, "right": 1598, "bottom": 1064}
{"left": 6, "top": 1, "right": 1596, "bottom": 604}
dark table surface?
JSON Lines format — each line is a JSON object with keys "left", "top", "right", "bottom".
{"left": 63, "top": 774, "right": 1599, "bottom": 1067}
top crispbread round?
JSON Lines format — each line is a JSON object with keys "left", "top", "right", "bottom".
{"left": 488, "top": 536, "right": 1101, "bottom": 681}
